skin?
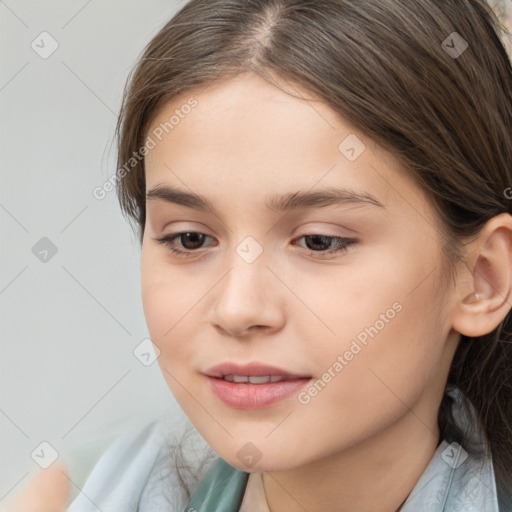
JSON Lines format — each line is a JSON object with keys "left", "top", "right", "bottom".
{"left": 140, "top": 71, "right": 512, "bottom": 511}
{"left": 2, "top": 463, "right": 70, "bottom": 512}
{"left": 9, "top": 71, "right": 511, "bottom": 511}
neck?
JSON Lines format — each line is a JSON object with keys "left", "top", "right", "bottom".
{"left": 261, "top": 392, "right": 442, "bottom": 512}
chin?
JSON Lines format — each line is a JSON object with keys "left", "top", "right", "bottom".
{"left": 216, "top": 446, "right": 303, "bottom": 473}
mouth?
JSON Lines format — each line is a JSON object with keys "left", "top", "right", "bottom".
{"left": 220, "top": 374, "right": 298, "bottom": 383}
{"left": 204, "top": 362, "right": 312, "bottom": 409}
{"left": 204, "top": 361, "right": 311, "bottom": 380}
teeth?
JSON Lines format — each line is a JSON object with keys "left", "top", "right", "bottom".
{"left": 223, "top": 375, "right": 288, "bottom": 384}
{"left": 248, "top": 376, "right": 271, "bottom": 384}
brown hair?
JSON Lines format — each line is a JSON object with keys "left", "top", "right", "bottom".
{"left": 114, "top": 0, "right": 512, "bottom": 506}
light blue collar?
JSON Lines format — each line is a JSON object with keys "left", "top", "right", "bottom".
{"left": 400, "top": 385, "right": 499, "bottom": 511}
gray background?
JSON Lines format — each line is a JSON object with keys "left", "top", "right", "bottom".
{"left": 0, "top": 0, "right": 185, "bottom": 502}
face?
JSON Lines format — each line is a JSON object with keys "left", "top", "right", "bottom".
{"left": 141, "top": 72, "right": 460, "bottom": 472}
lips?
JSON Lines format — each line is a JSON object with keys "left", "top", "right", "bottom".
{"left": 204, "top": 362, "right": 311, "bottom": 380}
{"left": 204, "top": 362, "right": 312, "bottom": 409}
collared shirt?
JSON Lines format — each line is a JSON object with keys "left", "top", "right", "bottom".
{"left": 66, "top": 386, "right": 503, "bottom": 511}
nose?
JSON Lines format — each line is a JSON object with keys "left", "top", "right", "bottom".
{"left": 211, "top": 246, "right": 286, "bottom": 339}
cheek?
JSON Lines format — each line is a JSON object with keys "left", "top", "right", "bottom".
{"left": 283, "top": 303, "right": 444, "bottom": 464}
{"left": 299, "top": 255, "right": 446, "bottom": 417}
{"left": 140, "top": 271, "right": 172, "bottom": 340}
{"left": 140, "top": 265, "right": 200, "bottom": 404}
{"left": 140, "top": 251, "right": 192, "bottom": 360}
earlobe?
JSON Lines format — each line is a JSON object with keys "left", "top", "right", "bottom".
{"left": 452, "top": 213, "right": 512, "bottom": 338}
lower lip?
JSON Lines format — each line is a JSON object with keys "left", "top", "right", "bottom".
{"left": 206, "top": 376, "right": 311, "bottom": 409}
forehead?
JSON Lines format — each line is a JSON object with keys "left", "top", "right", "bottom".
{"left": 146, "top": 72, "right": 344, "bottom": 162}
{"left": 143, "top": 72, "right": 430, "bottom": 219}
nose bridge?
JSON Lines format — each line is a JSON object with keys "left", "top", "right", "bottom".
{"left": 212, "top": 233, "right": 284, "bottom": 335}
{"left": 221, "top": 233, "right": 269, "bottom": 303}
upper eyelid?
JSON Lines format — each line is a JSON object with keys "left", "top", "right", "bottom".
{"left": 147, "top": 204, "right": 370, "bottom": 234}
{"left": 157, "top": 219, "right": 360, "bottom": 236}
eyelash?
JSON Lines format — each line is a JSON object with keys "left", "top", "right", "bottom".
{"left": 152, "top": 232, "right": 357, "bottom": 259}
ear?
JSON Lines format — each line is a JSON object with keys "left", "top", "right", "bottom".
{"left": 451, "top": 213, "right": 512, "bottom": 337}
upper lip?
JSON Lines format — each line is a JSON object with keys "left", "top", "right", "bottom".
{"left": 204, "top": 362, "right": 311, "bottom": 379}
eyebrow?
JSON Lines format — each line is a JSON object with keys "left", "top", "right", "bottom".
{"left": 145, "top": 185, "right": 384, "bottom": 214}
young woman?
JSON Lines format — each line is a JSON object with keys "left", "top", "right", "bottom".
{"left": 5, "top": 0, "right": 512, "bottom": 511}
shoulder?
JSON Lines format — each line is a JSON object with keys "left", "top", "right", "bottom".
{"left": 65, "top": 414, "right": 214, "bottom": 511}
{"left": 1, "top": 461, "right": 70, "bottom": 512}
{"left": 65, "top": 419, "right": 167, "bottom": 511}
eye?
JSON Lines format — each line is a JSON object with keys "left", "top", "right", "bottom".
{"left": 152, "top": 232, "right": 357, "bottom": 259}
{"left": 292, "top": 234, "right": 357, "bottom": 258}
{"left": 153, "top": 232, "right": 215, "bottom": 257}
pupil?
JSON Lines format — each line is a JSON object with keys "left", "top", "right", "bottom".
{"left": 183, "top": 232, "right": 204, "bottom": 249}
{"left": 306, "top": 235, "right": 330, "bottom": 251}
